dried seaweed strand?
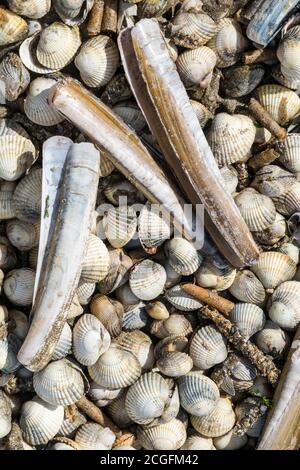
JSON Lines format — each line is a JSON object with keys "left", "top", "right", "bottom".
{"left": 248, "top": 98, "right": 287, "bottom": 140}
{"left": 182, "top": 284, "right": 235, "bottom": 316}
{"left": 248, "top": 147, "right": 280, "bottom": 171}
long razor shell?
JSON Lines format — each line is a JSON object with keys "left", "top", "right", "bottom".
{"left": 118, "top": 19, "right": 259, "bottom": 268}
{"left": 17, "top": 142, "right": 100, "bottom": 371}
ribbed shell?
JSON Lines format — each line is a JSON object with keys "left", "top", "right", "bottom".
{"left": 157, "top": 351, "right": 193, "bottom": 377}
{"left": 165, "top": 284, "right": 203, "bottom": 311}
{"left": 28, "top": 245, "right": 39, "bottom": 269}
{"left": 91, "top": 295, "right": 123, "bottom": 337}
{"left": 0, "top": 8, "right": 28, "bottom": 46}
{"left": 9, "top": 309, "right": 29, "bottom": 340}
{"left": 0, "top": 119, "right": 29, "bottom": 139}
{"left": 235, "top": 188, "right": 276, "bottom": 231}
{"left": 277, "top": 26, "right": 300, "bottom": 82}
{"left": 19, "top": 396, "right": 64, "bottom": 446}
{"left": 178, "top": 372, "right": 220, "bottom": 417}
{"left": 279, "top": 134, "right": 300, "bottom": 173}
{"left": 176, "top": 46, "right": 217, "bottom": 87}
{"left": 229, "top": 270, "right": 266, "bottom": 306}
{"left": 116, "top": 330, "right": 154, "bottom": 369}
{"left": 146, "top": 301, "right": 170, "bottom": 320}
{"left": 33, "top": 359, "right": 87, "bottom": 406}
{"left": 0, "top": 334, "right": 21, "bottom": 373}
{"left": 137, "top": 418, "right": 187, "bottom": 450}
{"left": 163, "top": 260, "right": 182, "bottom": 288}
{"left": 24, "top": 78, "right": 64, "bottom": 126}
{"left": 6, "top": 219, "right": 39, "bottom": 251}
{"left": 113, "top": 102, "right": 147, "bottom": 133}
{"left": 73, "top": 314, "right": 111, "bottom": 366}
{"left": 115, "top": 283, "right": 139, "bottom": 306}
{"left": 122, "top": 303, "right": 149, "bottom": 331}
{"left": 207, "top": 18, "right": 248, "bottom": 67}
{"left": 75, "top": 422, "right": 115, "bottom": 450}
{"left": 19, "top": 34, "right": 57, "bottom": 75}
{"left": 278, "top": 243, "right": 299, "bottom": 264}
{"left": 251, "top": 251, "right": 297, "bottom": 290}
{"left": 54, "top": 0, "right": 94, "bottom": 25}
{"left": 80, "top": 234, "right": 110, "bottom": 283}
{"left": 0, "top": 52, "right": 30, "bottom": 101}
{"left": 88, "top": 382, "right": 121, "bottom": 407}
{"left": 268, "top": 280, "right": 300, "bottom": 330}
{"left": 129, "top": 260, "right": 166, "bottom": 301}
{"left": 191, "top": 398, "right": 235, "bottom": 438}
{"left": 252, "top": 165, "right": 296, "bottom": 198}
{"left": 181, "top": 435, "right": 216, "bottom": 450}
{"left": 190, "top": 100, "right": 213, "bottom": 128}
{"left": 271, "top": 65, "right": 300, "bottom": 91}
{"left": 3, "top": 268, "right": 35, "bottom": 306}
{"left": 273, "top": 182, "right": 300, "bottom": 216}
{"left": 102, "top": 205, "right": 137, "bottom": 248}
{"left": 219, "top": 166, "right": 238, "bottom": 195}
{"left": 0, "top": 135, "right": 36, "bottom": 181}
{"left": 213, "top": 430, "right": 247, "bottom": 450}
{"left": 76, "top": 281, "right": 96, "bottom": 305}
{"left": 189, "top": 325, "right": 227, "bottom": 370}
{"left": 207, "top": 113, "right": 256, "bottom": 166}
{"left": 171, "top": 11, "right": 217, "bottom": 49}
{"left": 253, "top": 212, "right": 286, "bottom": 246}
{"left": 150, "top": 314, "right": 192, "bottom": 339}
{"left": 195, "top": 255, "right": 236, "bottom": 291}
{"left": 256, "top": 85, "right": 300, "bottom": 125}
{"left": 138, "top": 202, "right": 172, "bottom": 253}
{"left": 0, "top": 182, "right": 16, "bottom": 220}
{"left": 58, "top": 409, "right": 87, "bottom": 438}
{"left": 107, "top": 390, "right": 133, "bottom": 428}
{"left": 88, "top": 344, "right": 141, "bottom": 389}
{"left": 165, "top": 238, "right": 202, "bottom": 276}
{"left": 97, "top": 248, "right": 133, "bottom": 295}
{"left": 255, "top": 320, "right": 289, "bottom": 356}
{"left": 36, "top": 22, "right": 81, "bottom": 70}
{"left": 75, "top": 35, "right": 119, "bottom": 88}
{"left": 0, "top": 391, "right": 12, "bottom": 439}
{"left": 8, "top": 0, "right": 51, "bottom": 19}
{"left": 52, "top": 322, "right": 72, "bottom": 360}
{"left": 222, "top": 65, "right": 265, "bottom": 98}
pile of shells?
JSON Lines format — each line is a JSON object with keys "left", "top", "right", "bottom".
{"left": 1, "top": 0, "right": 300, "bottom": 453}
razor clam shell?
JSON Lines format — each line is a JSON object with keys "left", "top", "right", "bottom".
{"left": 51, "top": 322, "right": 72, "bottom": 360}
{"left": 165, "top": 238, "right": 202, "bottom": 276}
{"left": 102, "top": 205, "right": 137, "bottom": 248}
{"left": 268, "top": 280, "right": 300, "bottom": 330}
{"left": 178, "top": 372, "right": 220, "bottom": 417}
{"left": 235, "top": 188, "right": 276, "bottom": 232}
{"left": 0, "top": 182, "right": 17, "bottom": 220}
{"left": 75, "top": 422, "right": 115, "bottom": 450}
{"left": 116, "top": 330, "right": 154, "bottom": 369}
{"left": 279, "top": 134, "right": 300, "bottom": 173}
{"left": 195, "top": 254, "right": 236, "bottom": 291}
{"left": 129, "top": 260, "right": 166, "bottom": 301}
{"left": 0, "top": 334, "right": 21, "bottom": 373}
{"left": 255, "top": 320, "right": 290, "bottom": 356}
{"left": 189, "top": 325, "right": 228, "bottom": 370}
{"left": 0, "top": 52, "right": 30, "bottom": 101}
{"left": 138, "top": 202, "right": 172, "bottom": 253}
{"left": 3, "top": 268, "right": 35, "bottom": 307}
{"left": 251, "top": 165, "right": 296, "bottom": 198}
{"left": 229, "top": 270, "right": 266, "bottom": 306}
{"left": 0, "top": 135, "right": 36, "bottom": 182}
{"left": 251, "top": 251, "right": 297, "bottom": 290}
{"left": 80, "top": 234, "right": 110, "bottom": 283}
{"left": 190, "top": 397, "right": 235, "bottom": 438}
{"left": 17, "top": 143, "right": 100, "bottom": 371}
{"left": 0, "top": 390, "right": 12, "bottom": 439}
{"left": 8, "top": 0, "right": 51, "bottom": 19}
{"left": 156, "top": 351, "right": 193, "bottom": 378}
{"left": 230, "top": 303, "right": 266, "bottom": 339}
{"left": 137, "top": 418, "right": 187, "bottom": 451}
{"left": 73, "top": 313, "right": 111, "bottom": 366}
{"left": 256, "top": 85, "right": 300, "bottom": 126}
{"left": 0, "top": 7, "right": 28, "bottom": 47}
{"left": 165, "top": 284, "right": 202, "bottom": 311}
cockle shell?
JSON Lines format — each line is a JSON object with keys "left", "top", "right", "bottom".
{"left": 115, "top": 283, "right": 139, "bottom": 307}
{"left": 80, "top": 234, "right": 110, "bottom": 283}
{"left": 229, "top": 303, "right": 266, "bottom": 339}
{"left": 113, "top": 102, "right": 147, "bottom": 133}
{"left": 150, "top": 314, "right": 192, "bottom": 339}
{"left": 0, "top": 237, "right": 18, "bottom": 271}
{"left": 189, "top": 325, "right": 227, "bottom": 370}
{"left": 6, "top": 219, "right": 39, "bottom": 251}
{"left": 19, "top": 34, "right": 57, "bottom": 75}
{"left": 190, "top": 397, "right": 235, "bottom": 438}
{"left": 36, "top": 22, "right": 81, "bottom": 70}
{"left": 9, "top": 310, "right": 29, "bottom": 341}
{"left": 28, "top": 245, "right": 38, "bottom": 269}
{"left": 73, "top": 314, "right": 111, "bottom": 366}
{"left": 253, "top": 212, "right": 286, "bottom": 246}
{"left": 52, "top": 322, "right": 72, "bottom": 360}
{"left": 278, "top": 243, "right": 299, "bottom": 264}
{"left": 3, "top": 268, "right": 35, "bottom": 306}
{"left": 273, "top": 182, "right": 300, "bottom": 216}
{"left": 279, "top": 134, "right": 300, "bottom": 173}
{"left": 163, "top": 260, "right": 182, "bottom": 289}
{"left": 251, "top": 251, "right": 297, "bottom": 290}
{"left": 75, "top": 422, "right": 115, "bottom": 450}
{"left": 138, "top": 202, "right": 172, "bottom": 254}
{"left": 255, "top": 320, "right": 290, "bottom": 356}
{"left": 19, "top": 396, "right": 64, "bottom": 446}
{"left": 88, "top": 382, "right": 121, "bottom": 407}
{"left": 213, "top": 430, "right": 247, "bottom": 450}
{"left": 0, "top": 135, "right": 36, "bottom": 182}
{"left": 129, "top": 260, "right": 166, "bottom": 301}
{"left": 8, "top": 0, "right": 51, "bottom": 19}
{"left": 0, "top": 7, "right": 28, "bottom": 46}
{"left": 88, "top": 344, "right": 141, "bottom": 389}
{"left": 268, "top": 280, "right": 300, "bottom": 330}
{"left": 91, "top": 295, "right": 123, "bottom": 337}
{"left": 54, "top": 0, "right": 94, "bottom": 25}
{"left": 251, "top": 165, "right": 296, "bottom": 198}
{"left": 137, "top": 418, "right": 187, "bottom": 450}
{"left": 0, "top": 334, "right": 21, "bottom": 373}
{"left": 103, "top": 178, "right": 146, "bottom": 206}
{"left": 157, "top": 351, "right": 193, "bottom": 378}
{"left": 116, "top": 330, "right": 154, "bottom": 369}
{"left": 0, "top": 182, "right": 16, "bottom": 220}
{"left": 219, "top": 166, "right": 238, "bottom": 195}
{"left": 181, "top": 434, "right": 216, "bottom": 450}
{"left": 229, "top": 270, "right": 266, "bottom": 306}
{"left": 277, "top": 26, "right": 300, "bottom": 82}
{"left": 76, "top": 281, "right": 96, "bottom": 306}
{"left": 33, "top": 359, "right": 87, "bottom": 406}
{"left": 12, "top": 168, "right": 41, "bottom": 223}
{"left": 207, "top": 113, "right": 256, "bottom": 166}
{"left": 190, "top": 100, "right": 213, "bottom": 128}
{"left": 122, "top": 303, "right": 149, "bottom": 331}
{"left": 58, "top": 408, "right": 87, "bottom": 438}
{"left": 171, "top": 11, "right": 217, "bottom": 49}
{"left": 165, "top": 238, "right": 202, "bottom": 276}
{"left": 0, "top": 52, "right": 30, "bottom": 101}
{"left": 165, "top": 284, "right": 202, "bottom": 311}
{"left": 137, "top": 0, "right": 174, "bottom": 19}
{"left": 235, "top": 188, "right": 276, "bottom": 232}
{"left": 195, "top": 254, "right": 236, "bottom": 291}
{"left": 178, "top": 372, "right": 220, "bottom": 417}
{"left": 107, "top": 390, "right": 133, "bottom": 428}
{"left": 256, "top": 85, "right": 300, "bottom": 126}
{"left": 102, "top": 205, "right": 137, "bottom": 248}
{"left": 24, "top": 77, "right": 64, "bottom": 126}
{"left": 75, "top": 35, "right": 119, "bottom": 88}
{"left": 0, "top": 391, "right": 11, "bottom": 439}
{"left": 146, "top": 301, "right": 169, "bottom": 320}
{"left": 176, "top": 46, "right": 217, "bottom": 87}
{"left": 271, "top": 65, "right": 300, "bottom": 91}
{"left": 222, "top": 65, "right": 265, "bottom": 98}
{"left": 97, "top": 248, "right": 133, "bottom": 295}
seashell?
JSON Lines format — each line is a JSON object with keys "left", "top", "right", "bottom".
{"left": 4, "top": 268, "right": 35, "bottom": 306}
{"left": 251, "top": 251, "right": 297, "bottom": 290}
{"left": 129, "top": 260, "right": 166, "bottom": 301}
{"left": 51, "top": 322, "right": 72, "bottom": 361}
{"left": 6, "top": 219, "right": 39, "bottom": 252}
{"left": 19, "top": 396, "right": 64, "bottom": 446}
{"left": 137, "top": 418, "right": 186, "bottom": 450}
{"left": 213, "top": 353, "right": 257, "bottom": 395}
{"left": 107, "top": 390, "right": 133, "bottom": 429}
{"left": 97, "top": 248, "right": 133, "bottom": 295}
{"left": 271, "top": 65, "right": 300, "bottom": 91}
{"left": 115, "top": 283, "right": 140, "bottom": 307}
{"left": 176, "top": 46, "right": 217, "bottom": 88}
{"left": 235, "top": 188, "right": 276, "bottom": 232}
{"left": 279, "top": 134, "right": 300, "bottom": 173}
{"left": 33, "top": 359, "right": 87, "bottom": 406}
{"left": 58, "top": 409, "right": 87, "bottom": 438}
{"left": 0, "top": 390, "right": 12, "bottom": 439}
{"left": 181, "top": 434, "right": 216, "bottom": 450}
{"left": 0, "top": 52, "right": 30, "bottom": 102}
{"left": 195, "top": 254, "right": 236, "bottom": 291}
{"left": 54, "top": 0, "right": 94, "bottom": 25}
{"left": 112, "top": 102, "right": 147, "bottom": 133}
{"left": 254, "top": 126, "right": 272, "bottom": 145}
{"left": 163, "top": 260, "right": 182, "bottom": 289}
{"left": 8, "top": 0, "right": 51, "bottom": 19}
{"left": 102, "top": 205, "right": 137, "bottom": 248}
{"left": 150, "top": 314, "right": 192, "bottom": 339}
{"left": 278, "top": 242, "right": 299, "bottom": 264}
{"left": 116, "top": 330, "right": 154, "bottom": 370}
{"left": 0, "top": 237, "right": 18, "bottom": 271}
{"left": 207, "top": 113, "right": 256, "bottom": 166}
{"left": 9, "top": 309, "right": 29, "bottom": 341}
{"left": 0, "top": 334, "right": 21, "bottom": 373}
{"left": 137, "top": 0, "right": 174, "bottom": 19}
{"left": 0, "top": 119, "right": 29, "bottom": 139}
{"left": 273, "top": 182, "right": 300, "bottom": 216}
{"left": 189, "top": 325, "right": 227, "bottom": 370}
{"left": 88, "top": 344, "right": 141, "bottom": 389}
{"left": 171, "top": 10, "right": 217, "bottom": 49}
{"left": 24, "top": 78, "right": 65, "bottom": 126}
{"left": 0, "top": 305, "right": 8, "bottom": 324}
{"left": 229, "top": 303, "right": 265, "bottom": 339}
{"left": 28, "top": 245, "right": 39, "bottom": 270}
{"left": 51, "top": 438, "right": 80, "bottom": 450}
{"left": 73, "top": 314, "right": 110, "bottom": 366}
{"left": 213, "top": 430, "right": 247, "bottom": 450}
{"left": 256, "top": 85, "right": 300, "bottom": 126}
{"left": 277, "top": 26, "right": 300, "bottom": 82}
{"left": 19, "top": 34, "right": 57, "bottom": 75}
{"left": 268, "top": 280, "right": 300, "bottom": 330}
{"left": 165, "top": 238, "right": 202, "bottom": 276}
{"left": 255, "top": 320, "right": 290, "bottom": 356}
{"left": 75, "top": 422, "right": 115, "bottom": 450}
{"left": 219, "top": 166, "right": 238, "bottom": 195}
{"left": 122, "top": 302, "right": 149, "bottom": 331}
{"left": 99, "top": 151, "right": 115, "bottom": 177}
{"left": 235, "top": 398, "right": 266, "bottom": 438}
{"left": 90, "top": 295, "right": 123, "bottom": 337}
{"left": 157, "top": 351, "right": 193, "bottom": 377}
{"left": 12, "top": 168, "right": 42, "bottom": 223}
{"left": 165, "top": 284, "right": 202, "bottom": 311}
{"left": 76, "top": 281, "right": 96, "bottom": 306}
{"left": 0, "top": 182, "right": 16, "bottom": 220}
{"left": 80, "top": 234, "right": 110, "bottom": 283}
{"left": 190, "top": 397, "right": 235, "bottom": 438}
{"left": 190, "top": 100, "right": 213, "bottom": 128}
{"left": 222, "top": 65, "right": 265, "bottom": 98}
{"left": 229, "top": 270, "right": 266, "bottom": 306}
{"left": 253, "top": 212, "right": 286, "bottom": 246}
{"left": 0, "top": 7, "right": 28, "bottom": 46}
{"left": 103, "top": 177, "right": 146, "bottom": 206}
{"left": 75, "top": 35, "right": 119, "bottom": 88}
{"left": 0, "top": 135, "right": 36, "bottom": 182}
{"left": 146, "top": 301, "right": 169, "bottom": 320}
{"left": 36, "top": 22, "right": 81, "bottom": 70}
{"left": 88, "top": 382, "right": 121, "bottom": 407}
{"left": 178, "top": 372, "right": 220, "bottom": 417}
{"left": 138, "top": 202, "right": 172, "bottom": 254}
{"left": 207, "top": 18, "right": 249, "bottom": 68}
{"left": 252, "top": 165, "right": 296, "bottom": 198}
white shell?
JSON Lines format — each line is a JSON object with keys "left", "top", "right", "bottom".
{"left": 75, "top": 422, "right": 115, "bottom": 450}
{"left": 157, "top": 351, "right": 193, "bottom": 377}
{"left": 80, "top": 234, "right": 110, "bottom": 283}
{"left": 163, "top": 260, "right": 182, "bottom": 288}
{"left": 137, "top": 418, "right": 187, "bottom": 450}
{"left": 279, "top": 134, "right": 300, "bottom": 173}
{"left": 24, "top": 78, "right": 64, "bottom": 126}
{"left": 8, "top": 0, "right": 51, "bottom": 19}
{"left": 277, "top": 26, "right": 300, "bottom": 82}
{"left": 12, "top": 168, "right": 42, "bottom": 223}
{"left": 229, "top": 303, "right": 266, "bottom": 339}
{"left": 73, "top": 314, "right": 111, "bottom": 366}
{"left": 51, "top": 322, "right": 72, "bottom": 360}
{"left": 54, "top": 0, "right": 94, "bottom": 25}
{"left": 178, "top": 372, "right": 220, "bottom": 417}
{"left": 257, "top": 85, "right": 300, "bottom": 125}
{"left": 255, "top": 320, "right": 290, "bottom": 356}
{"left": 129, "top": 260, "right": 166, "bottom": 301}
{"left": 268, "top": 280, "right": 300, "bottom": 330}
{"left": 0, "top": 135, "right": 36, "bottom": 181}
{"left": 273, "top": 182, "right": 300, "bottom": 216}
{"left": 165, "top": 238, "right": 202, "bottom": 275}
{"left": 88, "top": 382, "right": 121, "bottom": 407}
{"left": 102, "top": 205, "right": 137, "bottom": 248}
{"left": 181, "top": 434, "right": 216, "bottom": 450}
{"left": 252, "top": 165, "right": 296, "bottom": 197}
{"left": 165, "top": 284, "right": 203, "bottom": 311}
{"left": 0, "top": 334, "right": 21, "bottom": 373}
{"left": 76, "top": 281, "right": 96, "bottom": 305}
{"left": 207, "top": 18, "right": 248, "bottom": 67}
{"left": 0, "top": 391, "right": 12, "bottom": 439}
{"left": 251, "top": 251, "right": 297, "bottom": 290}
{"left": 235, "top": 188, "right": 276, "bottom": 231}
{"left": 0, "top": 7, "right": 28, "bottom": 47}
{"left": 195, "top": 255, "right": 236, "bottom": 291}
{"left": 138, "top": 202, "right": 172, "bottom": 253}
{"left": 176, "top": 46, "right": 217, "bottom": 87}
{"left": 219, "top": 166, "right": 239, "bottom": 194}
{"left": 115, "top": 283, "right": 139, "bottom": 307}
{"left": 116, "top": 330, "right": 154, "bottom": 369}
{"left": 6, "top": 219, "right": 39, "bottom": 251}
{"left": 229, "top": 270, "right": 266, "bottom": 306}
{"left": 4, "top": 268, "right": 35, "bottom": 306}
{"left": 9, "top": 309, "right": 29, "bottom": 340}
{"left": 189, "top": 325, "right": 227, "bottom": 370}
{"left": 214, "top": 430, "right": 247, "bottom": 450}
{"left": 150, "top": 313, "right": 192, "bottom": 339}
{"left": 190, "top": 397, "right": 235, "bottom": 438}
{"left": 171, "top": 11, "right": 217, "bottom": 48}
{"left": 0, "top": 182, "right": 16, "bottom": 220}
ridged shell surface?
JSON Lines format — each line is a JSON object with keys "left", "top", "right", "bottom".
{"left": 0, "top": 135, "right": 36, "bottom": 181}
{"left": 4, "top": 268, "right": 35, "bottom": 306}
{"left": 268, "top": 281, "right": 300, "bottom": 330}
{"left": 165, "top": 238, "right": 202, "bottom": 276}
{"left": 229, "top": 270, "right": 266, "bottom": 305}
{"left": 138, "top": 202, "right": 172, "bottom": 253}
{"left": 178, "top": 372, "right": 220, "bottom": 417}
{"left": 189, "top": 325, "right": 227, "bottom": 370}
{"left": 12, "top": 168, "right": 42, "bottom": 222}
{"left": 251, "top": 251, "right": 297, "bottom": 289}
{"left": 24, "top": 78, "right": 65, "bottom": 126}
{"left": 190, "top": 398, "right": 235, "bottom": 438}
{"left": 75, "top": 422, "right": 115, "bottom": 450}
{"left": 102, "top": 205, "right": 137, "bottom": 248}
{"left": 137, "top": 418, "right": 187, "bottom": 450}
{"left": 176, "top": 46, "right": 217, "bottom": 87}
{"left": 165, "top": 284, "right": 203, "bottom": 311}
{"left": 80, "top": 234, "right": 110, "bottom": 283}
{"left": 52, "top": 322, "right": 72, "bottom": 360}
{"left": 8, "top": 0, "right": 51, "bottom": 19}
{"left": 279, "top": 134, "right": 300, "bottom": 173}
{"left": 171, "top": 11, "right": 217, "bottom": 49}
{"left": 129, "top": 260, "right": 166, "bottom": 301}
{"left": 257, "top": 85, "right": 300, "bottom": 125}
{"left": 73, "top": 313, "right": 111, "bottom": 365}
